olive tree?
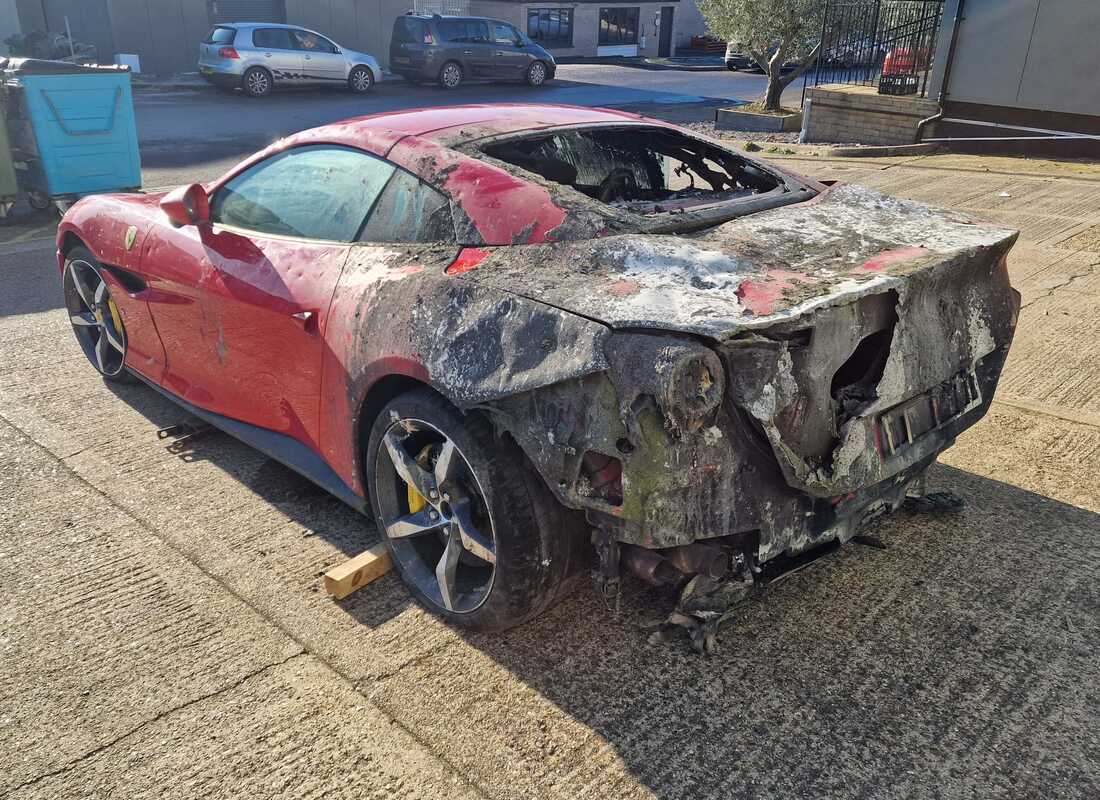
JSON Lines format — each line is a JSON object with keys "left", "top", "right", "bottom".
{"left": 698, "top": 0, "right": 824, "bottom": 112}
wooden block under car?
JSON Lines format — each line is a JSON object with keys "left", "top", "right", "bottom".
{"left": 323, "top": 543, "right": 393, "bottom": 599}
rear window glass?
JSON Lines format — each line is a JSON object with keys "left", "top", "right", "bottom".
{"left": 252, "top": 28, "right": 294, "bottom": 49}
{"left": 439, "top": 20, "right": 489, "bottom": 43}
{"left": 204, "top": 26, "right": 236, "bottom": 45}
{"left": 392, "top": 17, "right": 426, "bottom": 44}
{"left": 481, "top": 127, "right": 785, "bottom": 217}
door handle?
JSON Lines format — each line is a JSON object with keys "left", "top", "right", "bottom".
{"left": 495, "top": 51, "right": 506, "bottom": 56}
{"left": 264, "top": 52, "right": 272, "bottom": 57}
{"left": 463, "top": 50, "right": 473, "bottom": 55}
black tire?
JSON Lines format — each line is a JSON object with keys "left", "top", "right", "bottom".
{"left": 348, "top": 65, "right": 373, "bottom": 94}
{"left": 366, "top": 388, "right": 588, "bottom": 631}
{"left": 62, "top": 246, "right": 137, "bottom": 384}
{"left": 725, "top": 62, "right": 738, "bottom": 72}
{"left": 242, "top": 66, "right": 273, "bottom": 97}
{"left": 525, "top": 60, "right": 549, "bottom": 87}
{"left": 438, "top": 60, "right": 463, "bottom": 89}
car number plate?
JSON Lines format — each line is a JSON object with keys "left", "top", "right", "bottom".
{"left": 878, "top": 369, "right": 980, "bottom": 455}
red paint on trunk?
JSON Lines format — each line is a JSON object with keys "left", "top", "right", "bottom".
{"left": 857, "top": 246, "right": 927, "bottom": 273}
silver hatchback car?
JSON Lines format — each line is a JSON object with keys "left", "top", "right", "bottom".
{"left": 199, "top": 22, "right": 382, "bottom": 97}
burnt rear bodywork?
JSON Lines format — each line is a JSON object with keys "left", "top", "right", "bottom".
{"left": 432, "top": 181, "right": 1019, "bottom": 563}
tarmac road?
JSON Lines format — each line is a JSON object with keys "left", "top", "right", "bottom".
{"left": 1, "top": 146, "right": 1099, "bottom": 797}
{"left": 133, "top": 63, "right": 802, "bottom": 170}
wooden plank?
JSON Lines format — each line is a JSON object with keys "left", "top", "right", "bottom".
{"left": 323, "top": 543, "right": 393, "bottom": 600}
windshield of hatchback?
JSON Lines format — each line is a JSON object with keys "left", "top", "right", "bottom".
{"left": 481, "top": 127, "right": 792, "bottom": 218}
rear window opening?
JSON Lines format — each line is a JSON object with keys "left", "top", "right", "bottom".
{"left": 481, "top": 127, "right": 785, "bottom": 216}
{"left": 204, "top": 26, "right": 237, "bottom": 45}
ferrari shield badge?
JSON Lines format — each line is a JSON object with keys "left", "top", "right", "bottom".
{"left": 124, "top": 225, "right": 137, "bottom": 251}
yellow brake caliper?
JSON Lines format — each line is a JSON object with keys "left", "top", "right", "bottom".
{"left": 406, "top": 443, "right": 435, "bottom": 514}
{"left": 107, "top": 297, "right": 124, "bottom": 336}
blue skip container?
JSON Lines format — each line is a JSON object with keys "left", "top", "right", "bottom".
{"left": 4, "top": 58, "right": 141, "bottom": 211}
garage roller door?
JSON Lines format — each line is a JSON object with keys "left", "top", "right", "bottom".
{"left": 211, "top": 0, "right": 286, "bottom": 23}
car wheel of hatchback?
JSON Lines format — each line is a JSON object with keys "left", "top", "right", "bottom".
{"left": 366, "top": 389, "right": 588, "bottom": 631}
{"left": 243, "top": 66, "right": 273, "bottom": 97}
{"left": 63, "top": 247, "right": 136, "bottom": 384}
{"left": 438, "top": 61, "right": 463, "bottom": 89}
{"left": 525, "top": 61, "right": 548, "bottom": 87}
{"left": 348, "top": 65, "right": 373, "bottom": 94}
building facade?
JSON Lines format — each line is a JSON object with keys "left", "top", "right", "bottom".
{"left": 3, "top": 0, "right": 707, "bottom": 74}
{"left": 926, "top": 0, "right": 1100, "bottom": 140}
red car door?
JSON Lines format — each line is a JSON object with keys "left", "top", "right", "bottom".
{"left": 141, "top": 144, "right": 398, "bottom": 447}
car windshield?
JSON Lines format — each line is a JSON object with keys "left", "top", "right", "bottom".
{"left": 481, "top": 126, "right": 799, "bottom": 225}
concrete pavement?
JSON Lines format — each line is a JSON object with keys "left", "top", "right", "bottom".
{"left": 1, "top": 147, "right": 1098, "bottom": 798}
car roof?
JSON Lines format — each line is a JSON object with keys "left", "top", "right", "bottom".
{"left": 401, "top": 14, "right": 511, "bottom": 24}
{"left": 215, "top": 22, "right": 304, "bottom": 30}
{"left": 288, "top": 104, "right": 659, "bottom": 150}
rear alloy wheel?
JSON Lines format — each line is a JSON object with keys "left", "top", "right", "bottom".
{"left": 63, "top": 248, "right": 134, "bottom": 383}
{"left": 348, "top": 65, "right": 373, "bottom": 94}
{"left": 438, "top": 61, "right": 463, "bottom": 89}
{"left": 243, "top": 66, "right": 272, "bottom": 97}
{"left": 525, "top": 61, "right": 548, "bottom": 87}
{"left": 367, "top": 389, "right": 588, "bottom": 630}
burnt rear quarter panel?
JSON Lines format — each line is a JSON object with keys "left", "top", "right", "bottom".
{"left": 318, "top": 242, "right": 611, "bottom": 497}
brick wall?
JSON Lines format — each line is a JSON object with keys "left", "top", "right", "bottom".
{"left": 803, "top": 85, "right": 940, "bottom": 146}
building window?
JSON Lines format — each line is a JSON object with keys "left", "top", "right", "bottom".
{"left": 528, "top": 8, "right": 573, "bottom": 48}
{"left": 598, "top": 7, "right": 639, "bottom": 46}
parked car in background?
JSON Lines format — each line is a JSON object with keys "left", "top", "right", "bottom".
{"left": 882, "top": 46, "right": 931, "bottom": 75}
{"left": 725, "top": 41, "right": 799, "bottom": 73}
{"left": 724, "top": 42, "right": 753, "bottom": 71}
{"left": 390, "top": 14, "right": 555, "bottom": 89}
{"left": 198, "top": 22, "right": 382, "bottom": 97}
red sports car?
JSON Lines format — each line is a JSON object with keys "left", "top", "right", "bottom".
{"left": 57, "top": 104, "right": 1019, "bottom": 638}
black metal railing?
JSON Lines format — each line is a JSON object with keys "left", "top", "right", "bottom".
{"left": 805, "top": 0, "right": 945, "bottom": 98}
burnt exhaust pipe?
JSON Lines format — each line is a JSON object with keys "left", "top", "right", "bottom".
{"left": 621, "top": 543, "right": 730, "bottom": 585}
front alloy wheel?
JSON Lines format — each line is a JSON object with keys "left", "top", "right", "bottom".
{"left": 526, "top": 61, "right": 548, "bottom": 87}
{"left": 348, "top": 65, "right": 373, "bottom": 93}
{"left": 367, "top": 390, "right": 588, "bottom": 630}
{"left": 63, "top": 250, "right": 130, "bottom": 381}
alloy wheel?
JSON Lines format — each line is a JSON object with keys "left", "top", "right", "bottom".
{"left": 375, "top": 418, "right": 496, "bottom": 613}
{"left": 64, "top": 260, "right": 127, "bottom": 377}
{"left": 528, "top": 62, "right": 546, "bottom": 86}
{"left": 246, "top": 69, "right": 270, "bottom": 96}
{"left": 351, "top": 67, "right": 372, "bottom": 92}
{"left": 441, "top": 62, "right": 462, "bottom": 89}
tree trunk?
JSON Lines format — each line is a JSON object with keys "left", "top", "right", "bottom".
{"left": 764, "top": 66, "right": 784, "bottom": 111}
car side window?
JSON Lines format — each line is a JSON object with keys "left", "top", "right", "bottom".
{"left": 492, "top": 23, "right": 519, "bottom": 46}
{"left": 252, "top": 28, "right": 294, "bottom": 50}
{"left": 440, "top": 20, "right": 489, "bottom": 43}
{"left": 359, "top": 170, "right": 455, "bottom": 244}
{"left": 291, "top": 29, "right": 337, "bottom": 53}
{"left": 211, "top": 145, "right": 395, "bottom": 242}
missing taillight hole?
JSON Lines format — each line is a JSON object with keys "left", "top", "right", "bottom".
{"left": 831, "top": 300, "right": 899, "bottom": 419}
